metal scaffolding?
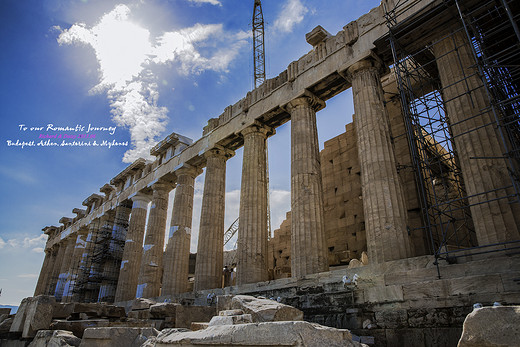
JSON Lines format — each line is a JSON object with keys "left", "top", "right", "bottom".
{"left": 383, "top": 0, "right": 520, "bottom": 270}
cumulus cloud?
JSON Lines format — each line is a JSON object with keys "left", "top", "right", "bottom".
{"left": 57, "top": 4, "right": 248, "bottom": 163}
{"left": 0, "top": 234, "right": 47, "bottom": 252}
{"left": 188, "top": 0, "right": 221, "bottom": 6}
{"left": 274, "top": 0, "right": 308, "bottom": 33}
{"left": 17, "top": 274, "right": 38, "bottom": 279}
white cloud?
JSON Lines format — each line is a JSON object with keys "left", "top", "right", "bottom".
{"left": 188, "top": 0, "right": 222, "bottom": 6}
{"left": 17, "top": 274, "right": 38, "bottom": 279}
{"left": 22, "top": 234, "right": 47, "bottom": 249}
{"left": 0, "top": 234, "right": 47, "bottom": 251}
{"left": 31, "top": 247, "right": 45, "bottom": 254}
{"left": 57, "top": 5, "right": 248, "bottom": 163}
{"left": 274, "top": 0, "right": 308, "bottom": 33}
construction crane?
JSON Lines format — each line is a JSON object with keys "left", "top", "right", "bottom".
{"left": 253, "top": 0, "right": 266, "bottom": 88}
{"left": 222, "top": 0, "right": 272, "bottom": 256}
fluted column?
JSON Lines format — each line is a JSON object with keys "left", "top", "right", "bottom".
{"left": 72, "top": 219, "right": 101, "bottom": 302}
{"left": 347, "top": 58, "right": 413, "bottom": 264}
{"left": 54, "top": 236, "right": 76, "bottom": 301}
{"left": 136, "top": 182, "right": 171, "bottom": 298}
{"left": 115, "top": 193, "right": 151, "bottom": 302}
{"left": 163, "top": 166, "right": 199, "bottom": 295}
{"left": 432, "top": 29, "right": 520, "bottom": 244}
{"left": 194, "top": 147, "right": 234, "bottom": 291}
{"left": 61, "top": 228, "right": 88, "bottom": 302}
{"left": 85, "top": 212, "right": 115, "bottom": 303}
{"left": 47, "top": 242, "right": 65, "bottom": 295}
{"left": 237, "top": 124, "right": 272, "bottom": 285}
{"left": 98, "top": 200, "right": 132, "bottom": 302}
{"left": 286, "top": 93, "right": 329, "bottom": 278}
{"left": 34, "top": 247, "right": 56, "bottom": 296}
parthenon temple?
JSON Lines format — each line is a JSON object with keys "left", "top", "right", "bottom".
{"left": 24, "top": 0, "right": 520, "bottom": 345}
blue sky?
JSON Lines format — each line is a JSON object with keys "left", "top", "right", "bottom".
{"left": 0, "top": 0, "right": 380, "bottom": 306}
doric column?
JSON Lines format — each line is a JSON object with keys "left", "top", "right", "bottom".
{"left": 98, "top": 200, "right": 132, "bottom": 302}
{"left": 194, "top": 147, "right": 234, "bottom": 291}
{"left": 286, "top": 93, "right": 329, "bottom": 278}
{"left": 72, "top": 219, "right": 101, "bottom": 302}
{"left": 163, "top": 165, "right": 200, "bottom": 295}
{"left": 237, "top": 123, "right": 273, "bottom": 285}
{"left": 61, "top": 228, "right": 89, "bottom": 302}
{"left": 85, "top": 212, "right": 115, "bottom": 303}
{"left": 432, "top": 29, "right": 520, "bottom": 244}
{"left": 54, "top": 236, "right": 76, "bottom": 301}
{"left": 136, "top": 182, "right": 172, "bottom": 298}
{"left": 47, "top": 242, "right": 65, "bottom": 295}
{"left": 347, "top": 57, "right": 413, "bottom": 263}
{"left": 34, "top": 247, "right": 56, "bottom": 296}
{"left": 115, "top": 193, "right": 151, "bottom": 302}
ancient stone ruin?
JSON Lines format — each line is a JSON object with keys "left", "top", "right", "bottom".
{"left": 2, "top": 0, "right": 520, "bottom": 346}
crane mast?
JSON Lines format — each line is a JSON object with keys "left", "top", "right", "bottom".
{"left": 253, "top": 0, "right": 266, "bottom": 88}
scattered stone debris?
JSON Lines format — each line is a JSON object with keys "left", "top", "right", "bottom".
{"left": 28, "top": 330, "right": 81, "bottom": 347}
{"left": 458, "top": 305, "right": 520, "bottom": 347}
{"left": 1, "top": 294, "right": 367, "bottom": 346}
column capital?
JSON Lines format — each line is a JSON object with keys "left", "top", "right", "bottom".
{"left": 240, "top": 122, "right": 275, "bottom": 138}
{"left": 284, "top": 90, "right": 325, "bottom": 113}
{"left": 151, "top": 181, "right": 175, "bottom": 193}
{"left": 344, "top": 54, "right": 385, "bottom": 81}
{"left": 175, "top": 163, "right": 202, "bottom": 179}
{"left": 131, "top": 192, "right": 152, "bottom": 205}
{"left": 203, "top": 146, "right": 235, "bottom": 161}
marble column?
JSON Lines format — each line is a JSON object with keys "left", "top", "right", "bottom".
{"left": 98, "top": 200, "right": 132, "bottom": 302}
{"left": 54, "top": 236, "right": 76, "bottom": 301}
{"left": 163, "top": 166, "right": 199, "bottom": 295}
{"left": 72, "top": 219, "right": 101, "bottom": 302}
{"left": 432, "top": 29, "right": 520, "bottom": 244}
{"left": 237, "top": 124, "right": 272, "bottom": 285}
{"left": 115, "top": 193, "right": 151, "bottom": 302}
{"left": 47, "top": 243, "right": 65, "bottom": 296}
{"left": 85, "top": 212, "right": 115, "bottom": 303}
{"left": 347, "top": 58, "right": 413, "bottom": 264}
{"left": 194, "top": 147, "right": 234, "bottom": 291}
{"left": 61, "top": 228, "right": 89, "bottom": 302}
{"left": 136, "top": 183, "right": 171, "bottom": 298}
{"left": 286, "top": 93, "right": 329, "bottom": 278}
{"left": 34, "top": 247, "right": 57, "bottom": 296}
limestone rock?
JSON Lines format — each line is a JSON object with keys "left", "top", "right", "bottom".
{"left": 69, "top": 303, "right": 125, "bottom": 319}
{"left": 149, "top": 303, "right": 180, "bottom": 319}
{"left": 151, "top": 321, "right": 367, "bottom": 346}
{"left": 0, "top": 308, "right": 11, "bottom": 315}
{"left": 0, "top": 314, "right": 9, "bottom": 324}
{"left": 361, "top": 251, "right": 369, "bottom": 265}
{"left": 208, "top": 314, "right": 253, "bottom": 326}
{"left": 216, "top": 295, "right": 233, "bottom": 313}
{"left": 190, "top": 322, "right": 209, "bottom": 331}
{"left": 219, "top": 309, "right": 244, "bottom": 316}
{"left": 10, "top": 295, "right": 55, "bottom": 338}
{"left": 348, "top": 259, "right": 363, "bottom": 269}
{"left": 0, "top": 317, "right": 13, "bottom": 335}
{"left": 458, "top": 306, "right": 520, "bottom": 347}
{"left": 132, "top": 298, "right": 157, "bottom": 311}
{"left": 53, "top": 303, "right": 75, "bottom": 319}
{"left": 230, "top": 295, "right": 303, "bottom": 322}
{"left": 80, "top": 327, "right": 159, "bottom": 347}
{"left": 28, "top": 330, "right": 81, "bottom": 347}
{"left": 50, "top": 319, "right": 110, "bottom": 338}
{"left": 174, "top": 306, "right": 216, "bottom": 329}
